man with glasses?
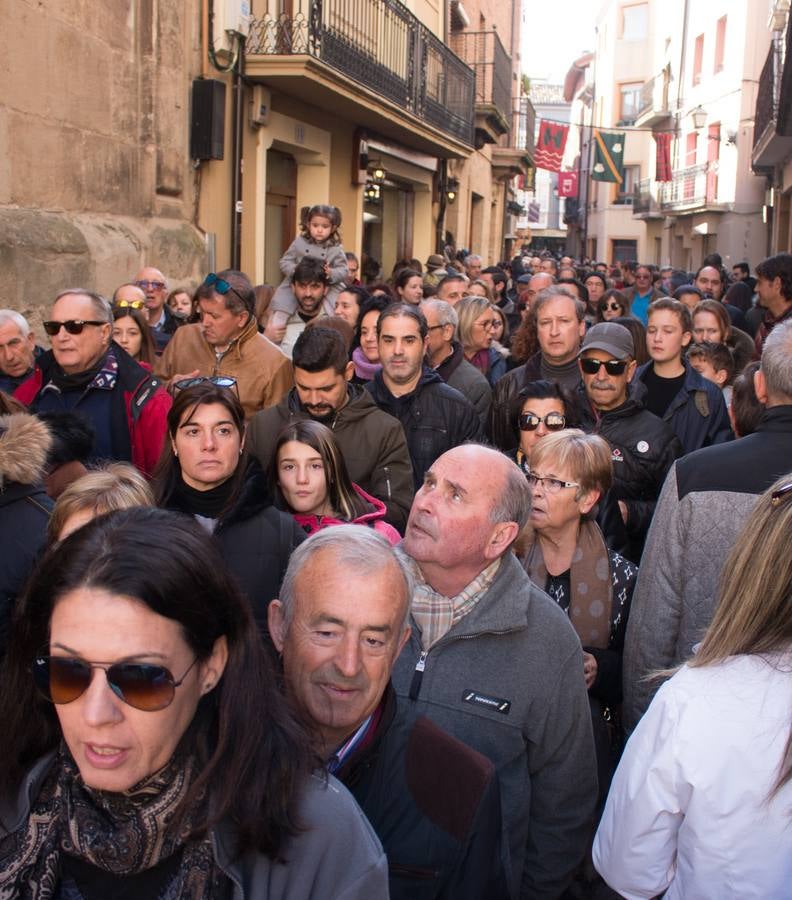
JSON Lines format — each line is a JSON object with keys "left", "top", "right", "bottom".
{"left": 622, "top": 264, "right": 663, "bottom": 325}
{"left": 577, "top": 322, "right": 682, "bottom": 562}
{"left": 133, "top": 267, "right": 180, "bottom": 352}
{"left": 156, "top": 268, "right": 292, "bottom": 418}
{"left": 15, "top": 289, "right": 171, "bottom": 476}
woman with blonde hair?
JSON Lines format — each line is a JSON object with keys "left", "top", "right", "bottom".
{"left": 455, "top": 296, "right": 507, "bottom": 386}
{"left": 48, "top": 462, "right": 154, "bottom": 543}
{"left": 594, "top": 472, "right": 792, "bottom": 898}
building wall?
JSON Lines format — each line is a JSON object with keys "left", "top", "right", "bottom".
{"left": 0, "top": 0, "right": 207, "bottom": 323}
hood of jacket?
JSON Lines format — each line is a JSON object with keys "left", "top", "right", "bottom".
{"left": 292, "top": 483, "right": 387, "bottom": 533}
{"left": 0, "top": 413, "right": 52, "bottom": 488}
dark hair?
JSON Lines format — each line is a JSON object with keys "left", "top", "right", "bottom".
{"left": 733, "top": 261, "right": 750, "bottom": 276}
{"left": 673, "top": 284, "right": 703, "bottom": 303}
{"left": 377, "top": 302, "right": 428, "bottom": 340}
{"left": 648, "top": 297, "right": 693, "bottom": 332}
{"left": 292, "top": 326, "right": 349, "bottom": 374}
{"left": 557, "top": 277, "right": 589, "bottom": 305}
{"left": 612, "top": 316, "right": 649, "bottom": 365}
{"left": 272, "top": 420, "right": 368, "bottom": 520}
{"left": 730, "top": 361, "right": 764, "bottom": 436}
{"left": 724, "top": 280, "right": 753, "bottom": 314}
{"left": 354, "top": 294, "right": 390, "bottom": 348}
{"left": 112, "top": 305, "right": 157, "bottom": 365}
{"left": 482, "top": 267, "right": 507, "bottom": 287}
{"left": 393, "top": 268, "right": 423, "bottom": 293}
{"left": 513, "top": 380, "right": 581, "bottom": 432}
{"left": 366, "top": 282, "right": 395, "bottom": 301}
{"left": 755, "top": 252, "right": 792, "bottom": 300}
{"left": 596, "top": 289, "right": 630, "bottom": 322}
{"left": 195, "top": 269, "right": 255, "bottom": 317}
{"left": 338, "top": 284, "right": 370, "bottom": 311}
{"left": 687, "top": 341, "right": 736, "bottom": 384}
{"left": 584, "top": 272, "right": 609, "bottom": 293}
{"left": 300, "top": 204, "right": 342, "bottom": 245}
{"left": 436, "top": 274, "right": 467, "bottom": 292}
{"left": 37, "top": 411, "right": 95, "bottom": 468}
{"left": 702, "top": 252, "right": 723, "bottom": 269}
{"left": 0, "top": 507, "right": 313, "bottom": 854}
{"left": 293, "top": 257, "right": 329, "bottom": 287}
{"left": 152, "top": 383, "right": 250, "bottom": 512}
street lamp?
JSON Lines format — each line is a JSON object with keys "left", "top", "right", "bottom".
{"left": 691, "top": 105, "right": 707, "bottom": 129}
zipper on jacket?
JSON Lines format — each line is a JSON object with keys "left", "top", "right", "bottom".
{"left": 409, "top": 650, "right": 428, "bottom": 700}
{"left": 383, "top": 465, "right": 392, "bottom": 499}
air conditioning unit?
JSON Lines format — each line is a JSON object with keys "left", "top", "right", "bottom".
{"left": 213, "top": 0, "right": 251, "bottom": 61}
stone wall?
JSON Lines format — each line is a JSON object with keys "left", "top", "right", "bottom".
{"left": 0, "top": 0, "right": 207, "bottom": 322}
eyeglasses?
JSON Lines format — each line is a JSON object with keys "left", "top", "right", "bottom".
{"left": 603, "top": 302, "right": 623, "bottom": 312}
{"left": 580, "top": 357, "right": 629, "bottom": 376}
{"left": 426, "top": 324, "right": 448, "bottom": 332}
{"left": 526, "top": 472, "right": 580, "bottom": 494}
{"left": 519, "top": 412, "right": 566, "bottom": 432}
{"left": 771, "top": 481, "right": 792, "bottom": 508}
{"left": 203, "top": 273, "right": 247, "bottom": 308}
{"left": 135, "top": 280, "right": 166, "bottom": 291}
{"left": 174, "top": 375, "right": 239, "bottom": 394}
{"left": 475, "top": 319, "right": 499, "bottom": 330}
{"left": 32, "top": 654, "right": 199, "bottom": 711}
{"left": 43, "top": 320, "right": 107, "bottom": 336}
{"left": 115, "top": 299, "right": 145, "bottom": 310}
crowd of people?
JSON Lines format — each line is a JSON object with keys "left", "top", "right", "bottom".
{"left": 1, "top": 232, "right": 791, "bottom": 899}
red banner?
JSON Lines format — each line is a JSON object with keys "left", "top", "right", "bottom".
{"left": 557, "top": 171, "right": 578, "bottom": 198}
{"left": 654, "top": 132, "right": 673, "bottom": 182}
{"left": 535, "top": 120, "right": 569, "bottom": 172}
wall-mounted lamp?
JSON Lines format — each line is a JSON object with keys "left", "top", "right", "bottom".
{"left": 370, "top": 161, "right": 386, "bottom": 183}
{"left": 364, "top": 181, "right": 381, "bottom": 203}
{"left": 691, "top": 105, "right": 707, "bottom": 129}
{"left": 445, "top": 176, "right": 460, "bottom": 204}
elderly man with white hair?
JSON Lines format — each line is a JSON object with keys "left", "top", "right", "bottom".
{"left": 0, "top": 310, "right": 41, "bottom": 395}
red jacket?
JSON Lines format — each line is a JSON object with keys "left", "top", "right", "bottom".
{"left": 292, "top": 484, "right": 401, "bottom": 544}
{"left": 15, "top": 346, "right": 171, "bottom": 477}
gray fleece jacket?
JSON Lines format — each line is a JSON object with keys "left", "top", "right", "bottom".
{"left": 391, "top": 552, "right": 598, "bottom": 900}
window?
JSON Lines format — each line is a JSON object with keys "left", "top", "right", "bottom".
{"left": 692, "top": 34, "right": 704, "bottom": 85}
{"left": 621, "top": 4, "right": 648, "bottom": 40}
{"left": 614, "top": 165, "right": 640, "bottom": 205}
{"left": 714, "top": 16, "right": 727, "bottom": 73}
{"left": 611, "top": 239, "right": 638, "bottom": 263}
{"left": 619, "top": 83, "right": 643, "bottom": 125}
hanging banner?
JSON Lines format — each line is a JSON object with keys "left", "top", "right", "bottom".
{"left": 557, "top": 171, "right": 578, "bottom": 198}
{"left": 654, "top": 132, "right": 673, "bottom": 182}
{"left": 535, "top": 120, "right": 569, "bottom": 172}
{"left": 591, "top": 129, "right": 625, "bottom": 183}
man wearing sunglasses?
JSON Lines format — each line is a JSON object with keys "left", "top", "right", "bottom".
{"left": 156, "top": 268, "right": 292, "bottom": 418}
{"left": 577, "top": 322, "right": 682, "bottom": 563}
{"left": 132, "top": 267, "right": 180, "bottom": 352}
{"left": 14, "top": 289, "right": 171, "bottom": 476}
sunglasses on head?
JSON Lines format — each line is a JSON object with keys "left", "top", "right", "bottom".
{"left": 519, "top": 412, "right": 566, "bottom": 432}
{"left": 43, "top": 320, "right": 107, "bottom": 336}
{"left": 580, "top": 357, "right": 629, "bottom": 375}
{"left": 203, "top": 273, "right": 247, "bottom": 307}
{"left": 32, "top": 654, "right": 199, "bottom": 712}
{"left": 173, "top": 375, "right": 239, "bottom": 395}
{"left": 115, "top": 299, "right": 145, "bottom": 310}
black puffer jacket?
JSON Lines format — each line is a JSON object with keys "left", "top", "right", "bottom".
{"left": 366, "top": 368, "right": 481, "bottom": 488}
{"left": 0, "top": 414, "right": 53, "bottom": 659}
{"left": 578, "top": 388, "right": 683, "bottom": 561}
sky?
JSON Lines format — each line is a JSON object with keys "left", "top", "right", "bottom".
{"left": 521, "top": 0, "right": 598, "bottom": 83}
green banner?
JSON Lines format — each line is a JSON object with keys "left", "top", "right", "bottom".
{"left": 591, "top": 129, "right": 625, "bottom": 183}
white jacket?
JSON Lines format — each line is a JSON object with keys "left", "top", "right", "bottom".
{"left": 594, "top": 653, "right": 792, "bottom": 900}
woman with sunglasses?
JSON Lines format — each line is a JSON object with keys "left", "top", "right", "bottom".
{"left": 456, "top": 296, "right": 507, "bottom": 386}
{"left": 519, "top": 430, "right": 637, "bottom": 802}
{"left": 595, "top": 289, "right": 630, "bottom": 323}
{"left": 594, "top": 473, "right": 792, "bottom": 899}
{"left": 154, "top": 381, "right": 304, "bottom": 639}
{"left": 0, "top": 507, "right": 388, "bottom": 899}
{"left": 272, "top": 420, "right": 400, "bottom": 543}
{"left": 112, "top": 304, "right": 157, "bottom": 367}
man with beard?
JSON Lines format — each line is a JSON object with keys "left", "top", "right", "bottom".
{"left": 247, "top": 326, "right": 414, "bottom": 530}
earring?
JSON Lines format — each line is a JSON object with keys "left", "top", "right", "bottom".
{"left": 173, "top": 449, "right": 178, "bottom": 457}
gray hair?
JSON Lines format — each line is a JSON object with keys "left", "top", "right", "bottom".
{"left": 53, "top": 289, "right": 113, "bottom": 325}
{"left": 464, "top": 254, "right": 482, "bottom": 267}
{"left": 491, "top": 455, "right": 532, "bottom": 531}
{"left": 421, "top": 298, "right": 458, "bottom": 331}
{"left": 0, "top": 309, "right": 31, "bottom": 337}
{"left": 533, "top": 286, "right": 586, "bottom": 322}
{"left": 278, "top": 525, "right": 414, "bottom": 634}
{"left": 761, "top": 318, "right": 792, "bottom": 400}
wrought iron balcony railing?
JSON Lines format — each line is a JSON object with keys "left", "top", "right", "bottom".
{"left": 497, "top": 96, "right": 536, "bottom": 155}
{"left": 657, "top": 162, "right": 719, "bottom": 210}
{"left": 246, "top": 0, "right": 475, "bottom": 145}
{"left": 450, "top": 29, "right": 511, "bottom": 123}
{"left": 754, "top": 39, "right": 782, "bottom": 150}
{"left": 636, "top": 68, "right": 670, "bottom": 124}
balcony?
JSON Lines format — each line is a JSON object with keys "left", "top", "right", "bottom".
{"left": 245, "top": 0, "right": 475, "bottom": 155}
{"left": 658, "top": 162, "right": 724, "bottom": 212}
{"left": 635, "top": 68, "right": 671, "bottom": 128}
{"left": 632, "top": 177, "right": 663, "bottom": 219}
{"left": 492, "top": 97, "right": 536, "bottom": 178}
{"left": 752, "top": 28, "right": 792, "bottom": 171}
{"left": 451, "top": 29, "right": 512, "bottom": 144}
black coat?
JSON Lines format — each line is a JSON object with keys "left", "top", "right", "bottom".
{"left": 366, "top": 368, "right": 482, "bottom": 488}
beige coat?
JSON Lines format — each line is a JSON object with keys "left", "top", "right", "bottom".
{"left": 156, "top": 317, "right": 293, "bottom": 418}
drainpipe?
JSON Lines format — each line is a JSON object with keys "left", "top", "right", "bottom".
{"left": 230, "top": 48, "right": 244, "bottom": 269}
{"left": 436, "top": 159, "right": 448, "bottom": 254}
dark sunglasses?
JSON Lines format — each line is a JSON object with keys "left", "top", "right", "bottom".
{"left": 580, "top": 357, "right": 629, "bottom": 375}
{"left": 602, "top": 302, "right": 623, "bottom": 312}
{"left": 203, "top": 273, "right": 247, "bottom": 307}
{"left": 115, "top": 299, "right": 145, "bottom": 310}
{"left": 43, "top": 320, "right": 107, "bottom": 336}
{"left": 519, "top": 412, "right": 566, "bottom": 432}
{"left": 173, "top": 375, "right": 239, "bottom": 395}
{"left": 32, "top": 655, "right": 198, "bottom": 712}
